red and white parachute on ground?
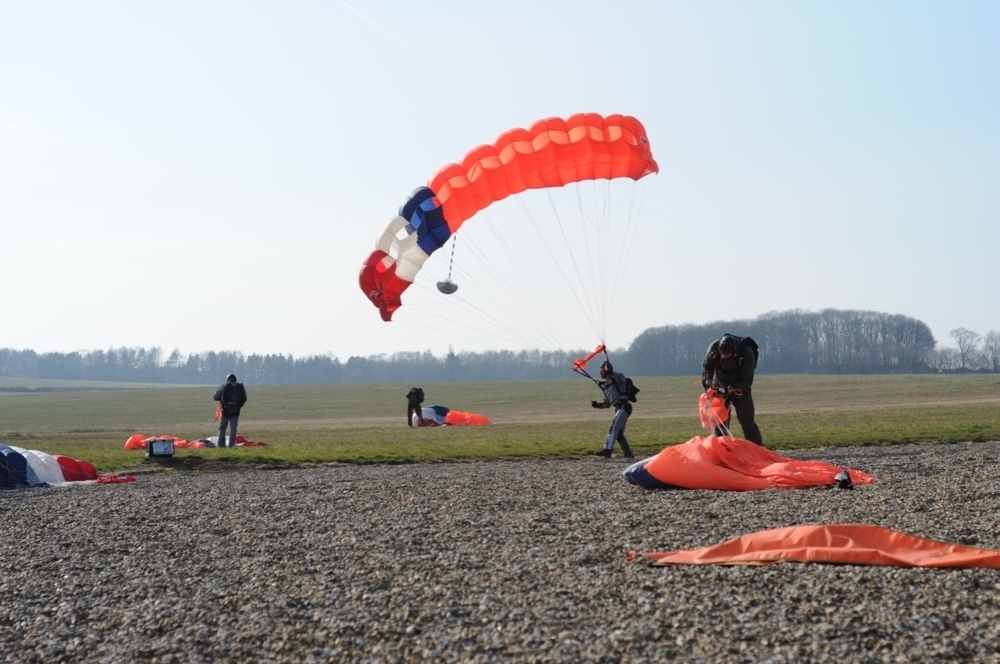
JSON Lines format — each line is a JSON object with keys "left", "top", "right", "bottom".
{"left": 0, "top": 444, "right": 134, "bottom": 489}
{"left": 416, "top": 405, "right": 490, "bottom": 427}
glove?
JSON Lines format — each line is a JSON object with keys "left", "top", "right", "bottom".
{"left": 716, "top": 386, "right": 728, "bottom": 397}
{"left": 591, "top": 400, "right": 600, "bottom": 408}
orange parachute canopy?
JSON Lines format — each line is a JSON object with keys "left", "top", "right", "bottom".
{"left": 359, "top": 113, "right": 658, "bottom": 321}
{"left": 629, "top": 524, "right": 1000, "bottom": 568}
{"left": 124, "top": 434, "right": 267, "bottom": 450}
{"left": 415, "top": 405, "right": 491, "bottom": 427}
{"left": 623, "top": 435, "right": 876, "bottom": 491}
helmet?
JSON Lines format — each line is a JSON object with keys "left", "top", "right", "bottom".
{"left": 718, "top": 335, "right": 737, "bottom": 354}
{"left": 599, "top": 361, "right": 613, "bottom": 377}
{"left": 226, "top": 373, "right": 237, "bottom": 383}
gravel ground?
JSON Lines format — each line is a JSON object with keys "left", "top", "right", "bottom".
{"left": 2, "top": 441, "right": 999, "bottom": 663}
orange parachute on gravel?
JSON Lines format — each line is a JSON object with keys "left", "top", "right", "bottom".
{"left": 359, "top": 113, "right": 658, "bottom": 321}
{"left": 623, "top": 435, "right": 876, "bottom": 491}
{"left": 629, "top": 524, "right": 1000, "bottom": 568}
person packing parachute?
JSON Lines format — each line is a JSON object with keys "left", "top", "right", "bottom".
{"left": 406, "top": 386, "right": 425, "bottom": 427}
{"left": 574, "top": 345, "right": 639, "bottom": 459}
{"left": 701, "top": 333, "right": 763, "bottom": 446}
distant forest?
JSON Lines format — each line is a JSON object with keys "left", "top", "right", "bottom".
{"left": 2, "top": 309, "right": 998, "bottom": 384}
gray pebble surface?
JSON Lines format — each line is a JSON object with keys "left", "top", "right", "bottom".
{"left": 2, "top": 441, "right": 999, "bottom": 663}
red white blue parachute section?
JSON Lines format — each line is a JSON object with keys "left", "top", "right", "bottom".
{"left": 0, "top": 444, "right": 134, "bottom": 489}
{"left": 359, "top": 113, "right": 658, "bottom": 323}
{"left": 416, "top": 405, "right": 490, "bottom": 427}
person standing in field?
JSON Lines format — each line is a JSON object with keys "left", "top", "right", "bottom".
{"left": 406, "top": 386, "right": 425, "bottom": 427}
{"left": 590, "top": 361, "right": 634, "bottom": 459}
{"left": 701, "top": 333, "right": 763, "bottom": 446}
{"left": 213, "top": 373, "right": 248, "bottom": 448}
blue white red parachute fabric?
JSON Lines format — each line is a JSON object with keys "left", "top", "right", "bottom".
{"left": 416, "top": 405, "right": 491, "bottom": 427}
{"left": 359, "top": 113, "right": 658, "bottom": 321}
{"left": 0, "top": 444, "right": 135, "bottom": 489}
{"left": 622, "top": 435, "right": 876, "bottom": 491}
{"left": 627, "top": 524, "right": 1000, "bottom": 568}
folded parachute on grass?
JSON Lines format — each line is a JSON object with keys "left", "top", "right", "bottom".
{"left": 623, "top": 435, "right": 876, "bottom": 491}
{"left": 1, "top": 443, "right": 135, "bottom": 489}
{"left": 416, "top": 405, "right": 491, "bottom": 427}
{"left": 628, "top": 524, "right": 1000, "bottom": 569}
{"left": 123, "top": 434, "right": 267, "bottom": 450}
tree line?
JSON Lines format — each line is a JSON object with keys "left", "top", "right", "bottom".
{"left": 1, "top": 309, "right": 997, "bottom": 385}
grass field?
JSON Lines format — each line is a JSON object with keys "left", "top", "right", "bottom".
{"left": 1, "top": 374, "right": 998, "bottom": 472}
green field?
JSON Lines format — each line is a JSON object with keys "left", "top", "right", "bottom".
{"left": 1, "top": 374, "right": 998, "bottom": 472}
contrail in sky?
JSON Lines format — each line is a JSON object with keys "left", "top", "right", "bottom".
{"left": 341, "top": 2, "right": 443, "bottom": 75}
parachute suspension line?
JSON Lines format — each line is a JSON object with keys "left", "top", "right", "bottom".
{"left": 404, "top": 257, "right": 543, "bottom": 351}
{"left": 447, "top": 234, "right": 457, "bottom": 279}
{"left": 487, "top": 204, "right": 580, "bottom": 349}
{"left": 569, "top": 182, "right": 608, "bottom": 341}
{"left": 571, "top": 178, "right": 638, "bottom": 344}
{"left": 605, "top": 177, "right": 651, "bottom": 333}
{"left": 460, "top": 217, "right": 565, "bottom": 348}
{"left": 537, "top": 188, "right": 607, "bottom": 341}
{"left": 594, "top": 175, "right": 656, "bottom": 343}
{"left": 436, "top": 234, "right": 459, "bottom": 294}
{"left": 421, "top": 209, "right": 567, "bottom": 350}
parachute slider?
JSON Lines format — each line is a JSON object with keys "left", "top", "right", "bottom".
{"left": 436, "top": 280, "right": 458, "bottom": 295}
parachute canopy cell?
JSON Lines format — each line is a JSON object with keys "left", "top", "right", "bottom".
{"left": 359, "top": 113, "right": 658, "bottom": 321}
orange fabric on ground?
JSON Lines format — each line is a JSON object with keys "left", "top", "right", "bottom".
{"left": 641, "top": 435, "right": 876, "bottom": 490}
{"left": 444, "top": 410, "right": 491, "bottom": 426}
{"left": 633, "top": 524, "right": 1000, "bottom": 568}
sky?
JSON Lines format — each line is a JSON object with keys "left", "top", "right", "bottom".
{"left": 2, "top": 1, "right": 997, "bottom": 360}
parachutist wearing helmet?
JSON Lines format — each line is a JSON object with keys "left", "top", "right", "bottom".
{"left": 702, "top": 334, "right": 763, "bottom": 446}
{"left": 590, "top": 360, "right": 634, "bottom": 459}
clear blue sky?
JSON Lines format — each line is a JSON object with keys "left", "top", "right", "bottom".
{"left": 2, "top": 1, "right": 997, "bottom": 360}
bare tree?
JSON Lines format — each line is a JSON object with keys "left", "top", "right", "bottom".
{"left": 949, "top": 328, "right": 982, "bottom": 371}
{"left": 983, "top": 331, "right": 1000, "bottom": 373}
{"left": 929, "top": 347, "right": 962, "bottom": 371}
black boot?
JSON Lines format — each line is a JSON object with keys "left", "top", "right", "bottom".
{"left": 593, "top": 448, "right": 611, "bottom": 458}
{"left": 620, "top": 440, "right": 634, "bottom": 459}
